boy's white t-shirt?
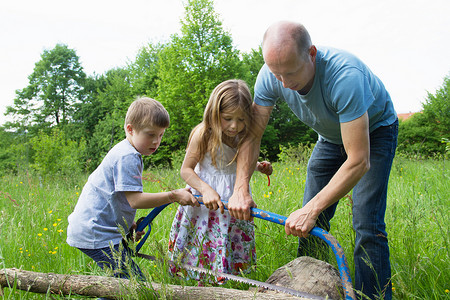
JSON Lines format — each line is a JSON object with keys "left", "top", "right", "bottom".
{"left": 67, "top": 139, "right": 143, "bottom": 249}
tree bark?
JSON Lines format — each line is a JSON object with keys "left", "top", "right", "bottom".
{"left": 0, "top": 268, "right": 310, "bottom": 299}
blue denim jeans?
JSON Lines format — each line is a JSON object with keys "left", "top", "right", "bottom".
{"left": 79, "top": 242, "right": 146, "bottom": 281}
{"left": 298, "top": 120, "right": 398, "bottom": 300}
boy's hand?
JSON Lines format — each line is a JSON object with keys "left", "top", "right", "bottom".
{"left": 130, "top": 221, "right": 145, "bottom": 242}
{"left": 202, "top": 187, "right": 225, "bottom": 214}
{"left": 257, "top": 161, "right": 273, "bottom": 175}
{"left": 171, "top": 187, "right": 200, "bottom": 207}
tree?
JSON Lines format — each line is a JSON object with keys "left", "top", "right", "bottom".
{"left": 0, "top": 127, "right": 18, "bottom": 173}
{"left": 81, "top": 68, "right": 134, "bottom": 169}
{"left": 397, "top": 74, "right": 449, "bottom": 156}
{"left": 6, "top": 44, "right": 86, "bottom": 133}
{"left": 128, "top": 43, "right": 165, "bottom": 97}
{"left": 155, "top": 0, "right": 245, "bottom": 165}
{"left": 421, "top": 75, "right": 449, "bottom": 137}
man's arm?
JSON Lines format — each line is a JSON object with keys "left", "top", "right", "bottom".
{"left": 228, "top": 103, "right": 273, "bottom": 220}
{"left": 285, "top": 112, "right": 370, "bottom": 237}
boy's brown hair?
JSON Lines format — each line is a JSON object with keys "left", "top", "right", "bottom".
{"left": 124, "top": 97, "right": 170, "bottom": 132}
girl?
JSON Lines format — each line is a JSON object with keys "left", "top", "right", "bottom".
{"left": 168, "top": 79, "right": 272, "bottom": 281}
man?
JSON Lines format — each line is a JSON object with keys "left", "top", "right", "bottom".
{"left": 228, "top": 21, "right": 398, "bottom": 299}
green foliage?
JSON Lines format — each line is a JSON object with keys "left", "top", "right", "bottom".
{"left": 127, "top": 43, "right": 165, "bottom": 97}
{"left": 240, "top": 46, "right": 264, "bottom": 94}
{"left": 29, "top": 128, "right": 86, "bottom": 176}
{"left": 397, "top": 75, "right": 449, "bottom": 157}
{"left": 277, "top": 143, "right": 315, "bottom": 164}
{"left": 261, "top": 101, "right": 318, "bottom": 161}
{"left": 0, "top": 128, "right": 20, "bottom": 173}
{"left": 442, "top": 137, "right": 450, "bottom": 157}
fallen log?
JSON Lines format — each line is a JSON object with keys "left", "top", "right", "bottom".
{"left": 0, "top": 268, "right": 310, "bottom": 299}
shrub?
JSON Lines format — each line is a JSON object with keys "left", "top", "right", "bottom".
{"left": 29, "top": 128, "right": 86, "bottom": 176}
{"left": 277, "top": 143, "right": 314, "bottom": 164}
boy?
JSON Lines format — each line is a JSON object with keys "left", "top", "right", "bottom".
{"left": 67, "top": 97, "right": 199, "bottom": 279}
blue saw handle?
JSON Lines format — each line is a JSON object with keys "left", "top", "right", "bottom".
{"left": 135, "top": 203, "right": 171, "bottom": 252}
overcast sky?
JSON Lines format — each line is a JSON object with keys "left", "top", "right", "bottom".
{"left": 1, "top": 0, "right": 449, "bottom": 125}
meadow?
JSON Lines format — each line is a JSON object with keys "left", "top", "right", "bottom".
{"left": 1, "top": 155, "right": 449, "bottom": 299}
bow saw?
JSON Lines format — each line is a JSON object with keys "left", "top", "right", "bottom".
{"left": 130, "top": 199, "right": 355, "bottom": 300}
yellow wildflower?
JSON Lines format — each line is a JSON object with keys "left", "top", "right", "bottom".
{"left": 48, "top": 210, "right": 52, "bottom": 214}
{"left": 38, "top": 233, "right": 43, "bottom": 237}
{"left": 53, "top": 223, "right": 57, "bottom": 227}
{"left": 44, "top": 228, "right": 48, "bottom": 231}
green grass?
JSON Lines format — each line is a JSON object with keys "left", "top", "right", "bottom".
{"left": 1, "top": 157, "right": 449, "bottom": 299}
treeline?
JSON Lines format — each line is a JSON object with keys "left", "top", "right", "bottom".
{"left": 0, "top": 0, "right": 448, "bottom": 176}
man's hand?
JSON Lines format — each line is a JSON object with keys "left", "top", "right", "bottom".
{"left": 285, "top": 204, "right": 318, "bottom": 238}
{"left": 228, "top": 188, "right": 256, "bottom": 221}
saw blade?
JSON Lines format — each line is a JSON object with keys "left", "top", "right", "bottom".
{"left": 138, "top": 253, "right": 325, "bottom": 299}
{"left": 179, "top": 263, "right": 325, "bottom": 299}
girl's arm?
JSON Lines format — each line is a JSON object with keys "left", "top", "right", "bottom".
{"left": 125, "top": 187, "right": 199, "bottom": 209}
{"left": 180, "top": 127, "right": 225, "bottom": 213}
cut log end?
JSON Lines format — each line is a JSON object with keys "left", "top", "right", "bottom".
{"left": 262, "top": 256, "right": 345, "bottom": 300}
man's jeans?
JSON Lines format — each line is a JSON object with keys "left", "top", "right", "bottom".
{"left": 298, "top": 120, "right": 398, "bottom": 300}
{"left": 79, "top": 243, "right": 146, "bottom": 281}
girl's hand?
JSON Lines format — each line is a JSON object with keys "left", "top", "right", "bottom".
{"left": 202, "top": 187, "right": 225, "bottom": 214}
{"left": 257, "top": 161, "right": 273, "bottom": 175}
{"left": 171, "top": 187, "right": 200, "bottom": 207}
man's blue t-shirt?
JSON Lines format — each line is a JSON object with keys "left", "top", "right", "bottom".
{"left": 254, "top": 46, "right": 397, "bottom": 144}
{"left": 67, "top": 139, "right": 143, "bottom": 249}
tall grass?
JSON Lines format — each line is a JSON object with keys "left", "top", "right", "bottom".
{"left": 1, "top": 156, "right": 449, "bottom": 299}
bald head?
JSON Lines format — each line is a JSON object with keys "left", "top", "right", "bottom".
{"left": 262, "top": 21, "right": 312, "bottom": 61}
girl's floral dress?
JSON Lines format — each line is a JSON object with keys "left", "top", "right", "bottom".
{"left": 168, "top": 144, "right": 256, "bottom": 281}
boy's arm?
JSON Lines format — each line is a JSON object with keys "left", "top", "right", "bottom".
{"left": 180, "top": 127, "right": 225, "bottom": 213}
{"left": 125, "top": 187, "right": 199, "bottom": 209}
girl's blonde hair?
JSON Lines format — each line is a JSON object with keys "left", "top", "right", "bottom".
{"left": 188, "top": 79, "right": 253, "bottom": 167}
{"left": 124, "top": 97, "right": 170, "bottom": 132}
